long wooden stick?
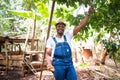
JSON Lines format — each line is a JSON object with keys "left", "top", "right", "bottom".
{"left": 39, "top": 0, "right": 56, "bottom": 80}
{"left": 31, "top": 15, "right": 36, "bottom": 51}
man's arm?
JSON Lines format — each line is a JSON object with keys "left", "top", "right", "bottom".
{"left": 46, "top": 48, "right": 52, "bottom": 66}
{"left": 73, "top": 6, "right": 94, "bottom": 35}
{"left": 45, "top": 48, "right": 54, "bottom": 71}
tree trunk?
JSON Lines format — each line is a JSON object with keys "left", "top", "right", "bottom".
{"left": 100, "top": 49, "right": 107, "bottom": 64}
{"left": 31, "top": 15, "right": 36, "bottom": 51}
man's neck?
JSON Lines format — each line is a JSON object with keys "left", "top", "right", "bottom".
{"left": 56, "top": 34, "right": 63, "bottom": 38}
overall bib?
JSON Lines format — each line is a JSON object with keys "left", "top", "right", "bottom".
{"left": 52, "top": 35, "right": 77, "bottom": 80}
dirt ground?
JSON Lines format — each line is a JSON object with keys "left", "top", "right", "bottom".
{"left": 0, "top": 58, "right": 120, "bottom": 80}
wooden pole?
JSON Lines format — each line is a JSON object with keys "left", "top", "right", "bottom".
{"left": 46, "top": 1, "right": 55, "bottom": 40}
{"left": 31, "top": 15, "right": 36, "bottom": 51}
{"left": 5, "top": 40, "right": 8, "bottom": 74}
{"left": 39, "top": 0, "right": 55, "bottom": 80}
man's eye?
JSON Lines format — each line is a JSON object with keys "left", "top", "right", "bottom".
{"left": 57, "top": 25, "right": 65, "bottom": 28}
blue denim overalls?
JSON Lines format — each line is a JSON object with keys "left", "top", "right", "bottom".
{"left": 52, "top": 35, "right": 77, "bottom": 80}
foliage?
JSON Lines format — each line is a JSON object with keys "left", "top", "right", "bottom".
{"left": 54, "top": 0, "right": 120, "bottom": 41}
{"left": 102, "top": 33, "right": 120, "bottom": 62}
{"left": 1, "top": 0, "right": 120, "bottom": 38}
{"left": 0, "top": 0, "right": 50, "bottom": 37}
{"left": 7, "top": 10, "right": 41, "bottom": 20}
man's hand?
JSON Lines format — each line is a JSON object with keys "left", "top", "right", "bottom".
{"left": 88, "top": 6, "right": 94, "bottom": 15}
{"left": 47, "top": 64, "right": 54, "bottom": 72}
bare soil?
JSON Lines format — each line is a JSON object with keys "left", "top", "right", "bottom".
{"left": 0, "top": 58, "right": 120, "bottom": 80}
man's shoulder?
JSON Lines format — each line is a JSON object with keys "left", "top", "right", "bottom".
{"left": 47, "top": 36, "right": 53, "bottom": 41}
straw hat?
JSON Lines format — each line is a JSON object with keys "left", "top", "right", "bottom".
{"left": 55, "top": 19, "right": 66, "bottom": 26}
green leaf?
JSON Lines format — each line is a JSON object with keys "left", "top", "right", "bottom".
{"left": 7, "top": 10, "right": 41, "bottom": 20}
{"left": 35, "top": 2, "right": 49, "bottom": 18}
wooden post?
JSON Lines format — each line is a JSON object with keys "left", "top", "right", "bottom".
{"left": 39, "top": 0, "right": 56, "bottom": 80}
{"left": 100, "top": 49, "right": 107, "bottom": 64}
{"left": 31, "top": 15, "right": 36, "bottom": 51}
{"left": 5, "top": 39, "right": 8, "bottom": 74}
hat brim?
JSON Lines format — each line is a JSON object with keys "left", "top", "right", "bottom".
{"left": 55, "top": 22, "right": 66, "bottom": 26}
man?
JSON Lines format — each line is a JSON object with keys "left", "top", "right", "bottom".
{"left": 46, "top": 6, "right": 94, "bottom": 80}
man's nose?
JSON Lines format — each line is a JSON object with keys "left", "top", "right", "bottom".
{"left": 59, "top": 25, "right": 65, "bottom": 28}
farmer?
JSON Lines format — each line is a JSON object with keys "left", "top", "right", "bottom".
{"left": 46, "top": 6, "right": 94, "bottom": 80}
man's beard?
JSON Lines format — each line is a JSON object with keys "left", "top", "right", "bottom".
{"left": 57, "top": 31, "right": 64, "bottom": 36}
{"left": 58, "top": 32, "right": 63, "bottom": 35}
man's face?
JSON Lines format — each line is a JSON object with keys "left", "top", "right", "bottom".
{"left": 56, "top": 23, "right": 66, "bottom": 35}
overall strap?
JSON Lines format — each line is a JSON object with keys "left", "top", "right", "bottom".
{"left": 52, "top": 35, "right": 67, "bottom": 43}
{"left": 52, "top": 36, "right": 57, "bottom": 43}
{"left": 63, "top": 35, "right": 67, "bottom": 41}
